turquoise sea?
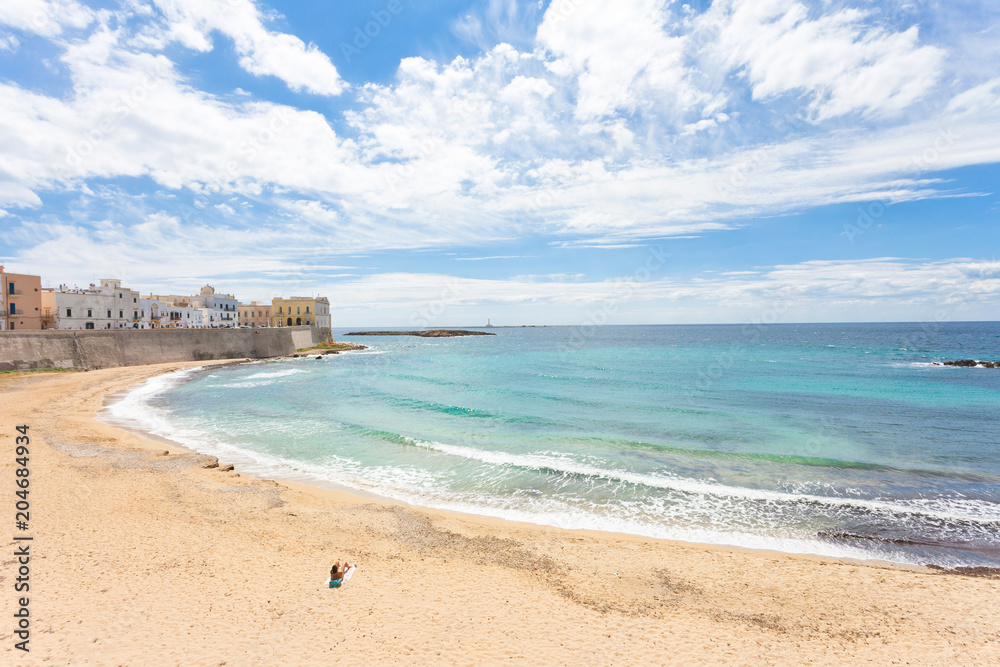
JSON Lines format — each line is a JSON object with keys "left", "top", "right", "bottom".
{"left": 107, "top": 323, "right": 1000, "bottom": 568}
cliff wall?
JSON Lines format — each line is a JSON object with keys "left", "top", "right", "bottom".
{"left": 0, "top": 327, "right": 331, "bottom": 371}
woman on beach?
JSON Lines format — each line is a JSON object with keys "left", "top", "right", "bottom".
{"left": 328, "top": 561, "right": 355, "bottom": 588}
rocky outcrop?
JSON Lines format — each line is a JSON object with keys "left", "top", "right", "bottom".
{"left": 345, "top": 330, "right": 495, "bottom": 337}
{"left": 933, "top": 359, "right": 999, "bottom": 368}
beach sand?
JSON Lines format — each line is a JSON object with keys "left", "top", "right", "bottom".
{"left": 1, "top": 361, "right": 997, "bottom": 665}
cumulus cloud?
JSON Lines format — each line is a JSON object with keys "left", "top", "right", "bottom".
{"left": 0, "top": 18, "right": 358, "bottom": 206}
{"left": 703, "top": 0, "right": 944, "bottom": 120}
{"left": 0, "top": 0, "right": 94, "bottom": 38}
{"left": 536, "top": 0, "right": 704, "bottom": 121}
{"left": 147, "top": 0, "right": 346, "bottom": 96}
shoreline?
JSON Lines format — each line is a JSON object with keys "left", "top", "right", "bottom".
{"left": 2, "top": 362, "right": 998, "bottom": 664}
{"left": 99, "top": 369, "right": 400, "bottom": 505}
{"left": 98, "top": 359, "right": 926, "bottom": 570}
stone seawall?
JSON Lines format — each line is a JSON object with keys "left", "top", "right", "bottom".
{"left": 0, "top": 327, "right": 331, "bottom": 371}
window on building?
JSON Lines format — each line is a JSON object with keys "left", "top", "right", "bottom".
{"left": 306, "top": 306, "right": 310, "bottom": 313}
{"left": 119, "top": 293, "right": 122, "bottom": 298}
{"left": 119, "top": 310, "right": 123, "bottom": 317}
{"left": 87, "top": 309, "right": 92, "bottom": 317}
{"left": 9, "top": 304, "right": 14, "bottom": 315}
{"left": 67, "top": 308, "right": 72, "bottom": 317}
{"left": 296, "top": 306, "right": 301, "bottom": 314}
{"left": 86, "top": 322, "right": 94, "bottom": 329}
{"left": 107, "top": 310, "right": 111, "bottom": 317}
{"left": 8, "top": 282, "right": 14, "bottom": 294}
{"left": 133, "top": 297, "right": 137, "bottom": 303}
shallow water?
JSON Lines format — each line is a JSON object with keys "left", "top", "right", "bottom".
{"left": 107, "top": 323, "right": 1000, "bottom": 567}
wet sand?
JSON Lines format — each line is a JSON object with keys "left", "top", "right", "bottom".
{"left": 1, "top": 361, "right": 997, "bottom": 665}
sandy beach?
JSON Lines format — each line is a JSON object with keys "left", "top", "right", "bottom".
{"left": 1, "top": 361, "right": 997, "bottom": 666}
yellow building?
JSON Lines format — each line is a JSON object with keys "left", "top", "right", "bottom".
{"left": 238, "top": 301, "right": 271, "bottom": 327}
{"left": 271, "top": 296, "right": 330, "bottom": 328}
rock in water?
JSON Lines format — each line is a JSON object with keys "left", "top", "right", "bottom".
{"left": 941, "top": 359, "right": 999, "bottom": 367}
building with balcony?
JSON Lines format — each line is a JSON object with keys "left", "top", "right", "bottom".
{"left": 41, "top": 279, "right": 141, "bottom": 330}
{"left": 139, "top": 297, "right": 167, "bottom": 329}
{"left": 1, "top": 267, "right": 43, "bottom": 330}
{"left": 141, "top": 294, "right": 204, "bottom": 329}
{"left": 144, "top": 285, "right": 238, "bottom": 328}
{"left": 193, "top": 285, "right": 238, "bottom": 328}
{"left": 270, "top": 296, "right": 331, "bottom": 328}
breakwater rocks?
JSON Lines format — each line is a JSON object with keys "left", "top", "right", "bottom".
{"left": 288, "top": 342, "right": 368, "bottom": 358}
{"left": 344, "top": 330, "right": 496, "bottom": 337}
{"left": 933, "top": 359, "right": 1000, "bottom": 368}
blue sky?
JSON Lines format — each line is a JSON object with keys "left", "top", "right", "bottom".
{"left": 0, "top": 0, "right": 998, "bottom": 325}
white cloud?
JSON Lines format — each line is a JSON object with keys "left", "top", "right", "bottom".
{"left": 704, "top": 0, "right": 944, "bottom": 120}
{"left": 147, "top": 0, "right": 346, "bottom": 96}
{"left": 537, "top": 0, "right": 703, "bottom": 121}
{"left": 0, "top": 0, "right": 93, "bottom": 38}
{"left": 0, "top": 19, "right": 360, "bottom": 206}
{"left": 308, "top": 257, "right": 1000, "bottom": 326}
{"left": 946, "top": 77, "right": 1000, "bottom": 115}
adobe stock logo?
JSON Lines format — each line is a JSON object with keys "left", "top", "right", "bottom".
{"left": 340, "top": 0, "right": 405, "bottom": 63}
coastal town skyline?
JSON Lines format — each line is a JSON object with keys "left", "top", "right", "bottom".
{"left": 0, "top": 0, "right": 999, "bottom": 326}
{"left": 0, "top": 266, "right": 330, "bottom": 330}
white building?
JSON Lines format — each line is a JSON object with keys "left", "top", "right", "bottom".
{"left": 141, "top": 295, "right": 206, "bottom": 328}
{"left": 193, "top": 285, "right": 238, "bottom": 328}
{"left": 41, "top": 279, "right": 141, "bottom": 330}
{"left": 148, "top": 285, "right": 238, "bottom": 328}
{"left": 166, "top": 304, "right": 203, "bottom": 328}
{"left": 139, "top": 297, "right": 167, "bottom": 329}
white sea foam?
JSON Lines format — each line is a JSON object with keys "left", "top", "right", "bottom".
{"left": 401, "top": 436, "right": 1000, "bottom": 523}
{"left": 244, "top": 368, "right": 309, "bottom": 380}
{"left": 217, "top": 380, "right": 281, "bottom": 389}
{"left": 102, "top": 366, "right": 204, "bottom": 434}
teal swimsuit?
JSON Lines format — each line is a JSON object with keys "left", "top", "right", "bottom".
{"left": 329, "top": 578, "right": 343, "bottom": 588}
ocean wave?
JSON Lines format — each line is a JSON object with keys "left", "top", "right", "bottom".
{"left": 102, "top": 366, "right": 205, "bottom": 432}
{"left": 96, "top": 408, "right": 924, "bottom": 564}
{"left": 244, "top": 368, "right": 310, "bottom": 380}
{"left": 101, "top": 378, "right": 999, "bottom": 568}
{"left": 216, "top": 380, "right": 285, "bottom": 389}
{"left": 397, "top": 436, "right": 1000, "bottom": 524}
